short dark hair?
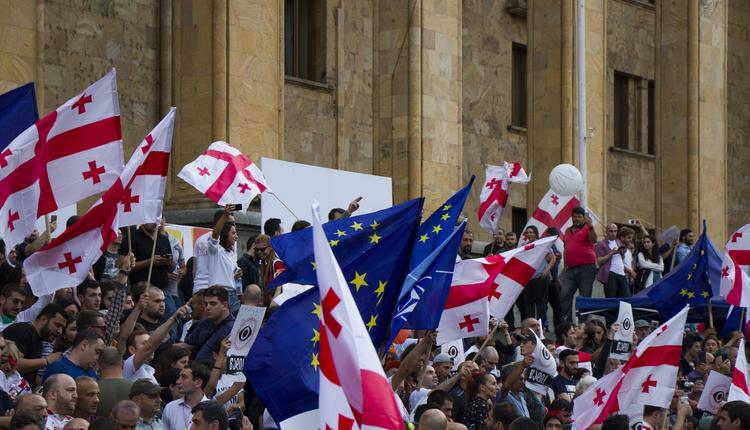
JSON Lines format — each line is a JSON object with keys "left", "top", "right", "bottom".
{"left": 426, "top": 389, "right": 449, "bottom": 406}
{"left": 0, "top": 284, "right": 26, "bottom": 298}
{"left": 76, "top": 310, "right": 103, "bottom": 331}
{"left": 558, "top": 349, "right": 579, "bottom": 362}
{"left": 524, "top": 225, "right": 539, "bottom": 239}
{"left": 291, "top": 220, "right": 311, "bottom": 231}
{"left": 263, "top": 218, "right": 282, "bottom": 236}
{"left": 555, "top": 322, "right": 575, "bottom": 342}
{"left": 126, "top": 330, "right": 149, "bottom": 351}
{"left": 100, "top": 346, "right": 123, "bottom": 368}
{"left": 100, "top": 280, "right": 119, "bottom": 297}
{"left": 66, "top": 215, "right": 80, "bottom": 228}
{"left": 203, "top": 286, "right": 229, "bottom": 304}
{"left": 245, "top": 234, "right": 258, "bottom": 250}
{"left": 76, "top": 279, "right": 100, "bottom": 297}
{"left": 188, "top": 362, "right": 210, "bottom": 389}
{"left": 413, "top": 402, "right": 440, "bottom": 423}
{"left": 723, "top": 400, "right": 750, "bottom": 424}
{"left": 682, "top": 333, "right": 702, "bottom": 351}
{"left": 36, "top": 303, "right": 66, "bottom": 322}
{"left": 643, "top": 405, "right": 664, "bottom": 417}
{"left": 192, "top": 400, "right": 228, "bottom": 428}
{"left": 679, "top": 228, "right": 693, "bottom": 242}
{"left": 493, "top": 402, "right": 521, "bottom": 426}
{"left": 328, "top": 208, "right": 346, "bottom": 221}
{"left": 9, "top": 409, "right": 44, "bottom": 430}
{"left": 618, "top": 226, "right": 635, "bottom": 239}
{"left": 72, "top": 328, "right": 103, "bottom": 348}
{"left": 601, "top": 414, "right": 630, "bottom": 430}
{"left": 509, "top": 417, "right": 539, "bottom": 430}
{"left": 572, "top": 206, "right": 586, "bottom": 216}
{"left": 549, "top": 398, "right": 572, "bottom": 412}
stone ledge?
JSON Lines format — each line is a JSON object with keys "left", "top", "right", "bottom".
{"left": 608, "top": 146, "right": 656, "bottom": 160}
{"left": 507, "top": 124, "right": 528, "bottom": 135}
{"left": 614, "top": 0, "right": 656, "bottom": 12}
{"left": 285, "top": 75, "right": 335, "bottom": 92}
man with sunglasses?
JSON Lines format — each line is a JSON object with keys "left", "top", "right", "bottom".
{"left": 179, "top": 287, "right": 234, "bottom": 361}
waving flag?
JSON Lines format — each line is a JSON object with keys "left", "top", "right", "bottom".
{"left": 178, "top": 141, "right": 269, "bottom": 210}
{"left": 0, "top": 83, "right": 38, "bottom": 150}
{"left": 519, "top": 189, "right": 579, "bottom": 245}
{"left": 0, "top": 70, "right": 124, "bottom": 254}
{"left": 478, "top": 162, "right": 528, "bottom": 235}
{"left": 728, "top": 337, "right": 750, "bottom": 403}
{"left": 648, "top": 221, "right": 722, "bottom": 319}
{"left": 572, "top": 306, "right": 689, "bottom": 429}
{"left": 270, "top": 198, "right": 422, "bottom": 347}
{"left": 720, "top": 224, "right": 750, "bottom": 307}
{"left": 411, "top": 177, "right": 473, "bottom": 269}
{"left": 311, "top": 201, "right": 404, "bottom": 430}
{"left": 385, "top": 219, "right": 467, "bottom": 351}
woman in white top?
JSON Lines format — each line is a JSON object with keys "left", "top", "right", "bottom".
{"left": 207, "top": 205, "right": 241, "bottom": 313}
{"left": 634, "top": 235, "right": 664, "bottom": 293}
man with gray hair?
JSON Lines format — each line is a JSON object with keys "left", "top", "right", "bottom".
{"left": 242, "top": 284, "right": 263, "bottom": 306}
{"left": 43, "top": 374, "right": 77, "bottom": 430}
{"left": 419, "top": 409, "right": 448, "bottom": 430}
{"left": 14, "top": 394, "right": 48, "bottom": 425}
{"left": 476, "top": 346, "right": 499, "bottom": 375}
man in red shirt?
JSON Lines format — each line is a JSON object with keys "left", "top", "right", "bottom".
{"left": 560, "top": 207, "right": 597, "bottom": 322}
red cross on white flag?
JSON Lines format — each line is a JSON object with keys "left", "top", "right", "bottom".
{"left": 518, "top": 189, "right": 580, "bottom": 246}
{"left": 477, "top": 162, "right": 529, "bottom": 235}
{"left": 720, "top": 224, "right": 750, "bottom": 307}
{"left": 311, "top": 201, "right": 404, "bottom": 430}
{"left": 728, "top": 337, "right": 750, "bottom": 403}
{"left": 0, "top": 70, "right": 124, "bottom": 257}
{"left": 572, "top": 306, "right": 689, "bottom": 429}
{"left": 178, "top": 141, "right": 270, "bottom": 210}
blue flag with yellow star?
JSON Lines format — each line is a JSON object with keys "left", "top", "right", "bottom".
{"left": 410, "top": 176, "right": 474, "bottom": 270}
{"left": 647, "top": 221, "right": 722, "bottom": 319}
{"left": 269, "top": 198, "right": 423, "bottom": 347}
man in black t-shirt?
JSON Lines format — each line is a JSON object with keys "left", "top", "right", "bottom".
{"left": 119, "top": 223, "right": 172, "bottom": 289}
{"left": 3, "top": 303, "right": 67, "bottom": 382}
{"left": 550, "top": 349, "right": 580, "bottom": 401}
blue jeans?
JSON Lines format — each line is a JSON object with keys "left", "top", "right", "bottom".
{"left": 227, "top": 287, "right": 240, "bottom": 315}
{"left": 560, "top": 264, "right": 597, "bottom": 322}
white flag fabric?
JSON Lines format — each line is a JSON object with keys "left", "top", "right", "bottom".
{"left": 525, "top": 331, "right": 558, "bottom": 395}
{"left": 311, "top": 201, "right": 404, "bottom": 430}
{"left": 0, "top": 70, "right": 124, "bottom": 255}
{"left": 611, "top": 301, "right": 634, "bottom": 361}
{"left": 728, "top": 337, "right": 750, "bottom": 403}
{"left": 477, "top": 162, "right": 528, "bottom": 235}
{"left": 720, "top": 224, "right": 750, "bottom": 307}
{"left": 441, "top": 340, "right": 465, "bottom": 371}
{"left": 698, "top": 371, "right": 732, "bottom": 414}
{"left": 572, "top": 306, "right": 689, "bottom": 429}
{"left": 518, "top": 189, "right": 580, "bottom": 245}
{"left": 178, "top": 141, "right": 269, "bottom": 210}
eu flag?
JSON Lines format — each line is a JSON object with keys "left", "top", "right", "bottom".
{"left": 270, "top": 198, "right": 423, "bottom": 347}
{"left": 385, "top": 219, "right": 466, "bottom": 351}
{"left": 0, "top": 83, "right": 38, "bottom": 150}
{"left": 647, "top": 221, "right": 722, "bottom": 319}
{"left": 410, "top": 176, "right": 474, "bottom": 269}
{"left": 244, "top": 288, "right": 320, "bottom": 427}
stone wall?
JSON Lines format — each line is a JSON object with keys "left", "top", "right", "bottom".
{"left": 284, "top": 82, "right": 336, "bottom": 168}
{"left": 727, "top": 0, "right": 750, "bottom": 234}
{"left": 0, "top": 0, "right": 41, "bottom": 95}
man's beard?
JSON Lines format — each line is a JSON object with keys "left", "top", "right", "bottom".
{"left": 146, "top": 309, "right": 163, "bottom": 321}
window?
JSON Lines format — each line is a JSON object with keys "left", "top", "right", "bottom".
{"left": 511, "top": 44, "right": 527, "bottom": 128}
{"left": 284, "top": 0, "right": 326, "bottom": 82}
{"left": 612, "top": 71, "right": 654, "bottom": 155}
{"left": 511, "top": 206, "right": 527, "bottom": 237}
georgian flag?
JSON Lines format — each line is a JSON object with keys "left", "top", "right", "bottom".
{"left": 572, "top": 306, "right": 689, "bottom": 429}
{"left": 311, "top": 202, "right": 404, "bottom": 430}
{"left": 436, "top": 236, "right": 556, "bottom": 345}
{"left": 0, "top": 70, "right": 124, "bottom": 255}
{"left": 720, "top": 224, "right": 750, "bottom": 307}
{"left": 178, "top": 141, "right": 269, "bottom": 210}
{"left": 519, "top": 189, "right": 580, "bottom": 245}
{"left": 478, "top": 162, "right": 528, "bottom": 235}
{"left": 728, "top": 337, "right": 750, "bottom": 403}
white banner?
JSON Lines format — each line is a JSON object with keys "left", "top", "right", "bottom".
{"left": 440, "top": 340, "right": 465, "bottom": 371}
{"left": 525, "top": 331, "right": 558, "bottom": 395}
{"left": 611, "top": 301, "right": 634, "bottom": 361}
{"left": 698, "top": 371, "right": 732, "bottom": 414}
{"left": 225, "top": 305, "right": 266, "bottom": 378}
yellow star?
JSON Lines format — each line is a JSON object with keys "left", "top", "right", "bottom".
{"left": 351, "top": 221, "right": 363, "bottom": 231}
{"left": 687, "top": 273, "right": 692, "bottom": 280}
{"left": 432, "top": 224, "right": 443, "bottom": 234}
{"left": 311, "top": 328, "right": 320, "bottom": 344}
{"left": 311, "top": 352, "right": 319, "bottom": 370}
{"left": 441, "top": 213, "right": 450, "bottom": 221}
{"left": 687, "top": 291, "right": 695, "bottom": 299}
{"left": 329, "top": 239, "right": 339, "bottom": 247}
{"left": 375, "top": 280, "right": 386, "bottom": 304}
{"left": 350, "top": 272, "right": 368, "bottom": 291}
{"left": 679, "top": 288, "right": 688, "bottom": 297}
{"left": 335, "top": 229, "right": 347, "bottom": 237}
{"left": 311, "top": 261, "right": 317, "bottom": 270}
{"left": 312, "top": 302, "right": 322, "bottom": 319}
{"left": 442, "top": 204, "right": 452, "bottom": 211}
{"left": 370, "top": 220, "right": 380, "bottom": 230}
{"left": 700, "top": 249, "right": 705, "bottom": 256}
{"left": 419, "top": 234, "right": 429, "bottom": 243}
{"left": 369, "top": 233, "right": 381, "bottom": 244}
{"left": 366, "top": 315, "right": 378, "bottom": 331}
{"left": 701, "top": 290, "right": 710, "bottom": 298}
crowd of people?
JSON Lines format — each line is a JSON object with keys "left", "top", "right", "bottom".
{"left": 0, "top": 197, "right": 746, "bottom": 430}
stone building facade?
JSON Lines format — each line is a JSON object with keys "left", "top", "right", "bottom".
{"left": 1, "top": 0, "right": 748, "bottom": 245}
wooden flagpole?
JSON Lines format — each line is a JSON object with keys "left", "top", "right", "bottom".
{"left": 127, "top": 226, "right": 132, "bottom": 254}
{"left": 145, "top": 227, "right": 159, "bottom": 287}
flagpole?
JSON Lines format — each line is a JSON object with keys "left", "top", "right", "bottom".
{"left": 707, "top": 299, "right": 714, "bottom": 329}
{"left": 472, "top": 323, "right": 500, "bottom": 363}
{"left": 268, "top": 191, "right": 300, "bottom": 220}
{"left": 145, "top": 227, "right": 159, "bottom": 286}
{"left": 127, "top": 226, "right": 132, "bottom": 254}
{"left": 740, "top": 308, "right": 746, "bottom": 332}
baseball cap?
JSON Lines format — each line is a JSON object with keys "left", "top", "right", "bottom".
{"left": 129, "top": 379, "right": 163, "bottom": 397}
{"left": 432, "top": 353, "right": 452, "bottom": 365}
{"left": 635, "top": 320, "right": 650, "bottom": 329}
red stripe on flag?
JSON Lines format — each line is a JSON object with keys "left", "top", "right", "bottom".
{"left": 531, "top": 196, "right": 579, "bottom": 230}
{"left": 727, "top": 250, "right": 750, "bottom": 304}
{"left": 134, "top": 151, "right": 170, "bottom": 177}
{"left": 622, "top": 345, "right": 682, "bottom": 373}
{"left": 498, "top": 257, "right": 536, "bottom": 287}
{"left": 318, "top": 323, "right": 340, "bottom": 385}
{"left": 444, "top": 281, "right": 490, "bottom": 309}
{"left": 359, "top": 369, "right": 405, "bottom": 429}
{"left": 732, "top": 367, "right": 750, "bottom": 395}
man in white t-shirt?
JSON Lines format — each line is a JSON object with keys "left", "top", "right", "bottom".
{"left": 193, "top": 210, "right": 236, "bottom": 293}
{"left": 596, "top": 224, "right": 634, "bottom": 298}
{"left": 123, "top": 301, "right": 190, "bottom": 384}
